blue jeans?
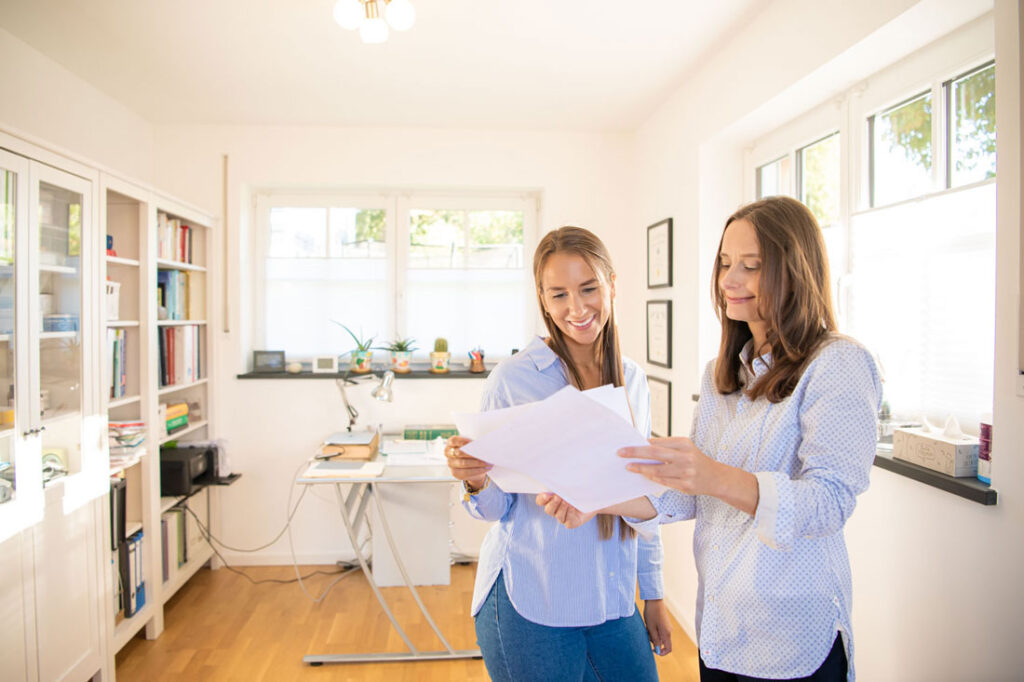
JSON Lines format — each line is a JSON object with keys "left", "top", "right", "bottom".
{"left": 474, "top": 572, "right": 659, "bottom": 682}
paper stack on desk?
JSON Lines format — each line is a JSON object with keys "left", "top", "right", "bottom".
{"left": 304, "top": 460, "right": 385, "bottom": 478}
{"left": 452, "top": 385, "right": 666, "bottom": 513}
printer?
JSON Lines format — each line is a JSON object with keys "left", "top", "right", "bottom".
{"left": 160, "top": 445, "right": 214, "bottom": 496}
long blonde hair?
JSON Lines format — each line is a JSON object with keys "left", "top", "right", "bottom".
{"left": 533, "top": 226, "right": 633, "bottom": 540}
{"left": 712, "top": 196, "right": 837, "bottom": 401}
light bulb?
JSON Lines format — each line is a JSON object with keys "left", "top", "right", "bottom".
{"left": 359, "top": 16, "right": 389, "bottom": 43}
{"left": 384, "top": 0, "right": 415, "bottom": 31}
{"left": 333, "top": 0, "right": 364, "bottom": 30}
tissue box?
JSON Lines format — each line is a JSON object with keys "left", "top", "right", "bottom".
{"left": 893, "top": 427, "right": 978, "bottom": 477}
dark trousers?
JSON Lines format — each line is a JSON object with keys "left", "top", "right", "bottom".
{"left": 699, "top": 633, "right": 847, "bottom": 682}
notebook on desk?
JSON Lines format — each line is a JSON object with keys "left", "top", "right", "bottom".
{"left": 303, "top": 460, "right": 385, "bottom": 478}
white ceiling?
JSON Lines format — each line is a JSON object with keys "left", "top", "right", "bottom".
{"left": 0, "top": 0, "right": 770, "bottom": 132}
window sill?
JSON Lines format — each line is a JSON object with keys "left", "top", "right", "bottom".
{"left": 873, "top": 448, "right": 997, "bottom": 506}
{"left": 236, "top": 368, "right": 490, "bottom": 380}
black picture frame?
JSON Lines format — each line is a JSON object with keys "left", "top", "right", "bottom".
{"left": 648, "top": 376, "right": 672, "bottom": 438}
{"left": 647, "top": 218, "right": 673, "bottom": 288}
{"left": 252, "top": 350, "right": 286, "bottom": 373}
{"left": 646, "top": 300, "right": 672, "bottom": 368}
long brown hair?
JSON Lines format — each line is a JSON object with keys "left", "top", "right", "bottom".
{"left": 712, "top": 196, "right": 837, "bottom": 402}
{"left": 533, "top": 226, "right": 632, "bottom": 540}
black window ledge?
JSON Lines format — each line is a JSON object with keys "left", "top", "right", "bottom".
{"left": 873, "top": 451, "right": 997, "bottom": 506}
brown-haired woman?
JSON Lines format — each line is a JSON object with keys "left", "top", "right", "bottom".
{"left": 444, "top": 226, "right": 671, "bottom": 681}
{"left": 540, "top": 197, "right": 882, "bottom": 681}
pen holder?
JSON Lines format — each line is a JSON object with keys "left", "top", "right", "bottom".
{"left": 469, "top": 356, "right": 485, "bottom": 373}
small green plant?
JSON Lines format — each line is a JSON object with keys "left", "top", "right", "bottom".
{"left": 433, "top": 337, "right": 448, "bottom": 353}
{"left": 385, "top": 337, "right": 417, "bottom": 352}
{"left": 332, "top": 321, "right": 375, "bottom": 352}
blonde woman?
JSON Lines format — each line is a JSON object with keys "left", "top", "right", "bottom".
{"left": 445, "top": 226, "right": 671, "bottom": 681}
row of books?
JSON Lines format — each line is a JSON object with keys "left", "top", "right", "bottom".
{"left": 159, "top": 402, "right": 189, "bottom": 434}
{"left": 115, "top": 529, "right": 146, "bottom": 618}
{"left": 160, "top": 508, "right": 188, "bottom": 582}
{"left": 157, "top": 268, "right": 205, "bottom": 321}
{"left": 158, "top": 325, "right": 202, "bottom": 387}
{"left": 403, "top": 424, "right": 459, "bottom": 440}
{"left": 157, "top": 212, "right": 196, "bottom": 264}
{"left": 107, "top": 327, "right": 127, "bottom": 399}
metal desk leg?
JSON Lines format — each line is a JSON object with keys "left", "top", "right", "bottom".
{"left": 302, "top": 482, "right": 481, "bottom": 666}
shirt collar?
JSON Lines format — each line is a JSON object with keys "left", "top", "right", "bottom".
{"left": 739, "top": 339, "right": 772, "bottom": 379}
{"left": 523, "top": 336, "right": 563, "bottom": 373}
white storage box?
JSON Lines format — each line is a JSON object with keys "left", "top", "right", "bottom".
{"left": 105, "top": 280, "right": 121, "bottom": 320}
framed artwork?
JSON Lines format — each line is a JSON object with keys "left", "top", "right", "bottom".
{"left": 646, "top": 300, "right": 672, "bottom": 368}
{"left": 252, "top": 350, "right": 286, "bottom": 373}
{"left": 312, "top": 355, "right": 339, "bottom": 374}
{"left": 647, "top": 218, "right": 672, "bottom": 288}
{"left": 649, "top": 376, "right": 672, "bottom": 438}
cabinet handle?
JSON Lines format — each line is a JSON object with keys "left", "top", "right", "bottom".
{"left": 37, "top": 426, "right": 45, "bottom": 432}
{"left": 22, "top": 429, "right": 32, "bottom": 437}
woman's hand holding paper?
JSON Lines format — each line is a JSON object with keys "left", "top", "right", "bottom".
{"left": 445, "top": 435, "right": 491, "bottom": 489}
{"left": 620, "top": 437, "right": 759, "bottom": 515}
{"left": 535, "top": 492, "right": 597, "bottom": 529}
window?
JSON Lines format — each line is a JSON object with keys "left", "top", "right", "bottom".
{"left": 756, "top": 156, "right": 793, "bottom": 199}
{"left": 255, "top": 192, "right": 536, "bottom": 361}
{"left": 749, "top": 48, "right": 996, "bottom": 427}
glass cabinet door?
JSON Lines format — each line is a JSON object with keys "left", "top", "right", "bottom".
{"left": 30, "top": 162, "right": 102, "bottom": 511}
{"left": 0, "top": 149, "right": 41, "bottom": 542}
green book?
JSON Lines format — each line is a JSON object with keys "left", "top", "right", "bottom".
{"left": 402, "top": 424, "right": 458, "bottom": 440}
{"left": 166, "top": 414, "right": 189, "bottom": 432}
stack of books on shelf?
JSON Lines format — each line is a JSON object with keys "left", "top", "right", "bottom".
{"left": 157, "top": 325, "right": 202, "bottom": 387}
{"left": 157, "top": 268, "right": 204, "bottom": 320}
{"left": 403, "top": 424, "right": 459, "bottom": 440}
{"left": 157, "top": 212, "right": 195, "bottom": 263}
{"left": 115, "top": 529, "right": 146, "bottom": 619}
{"left": 107, "top": 327, "right": 127, "bottom": 399}
{"left": 160, "top": 402, "right": 189, "bottom": 435}
{"left": 160, "top": 503, "right": 206, "bottom": 581}
{"left": 108, "top": 420, "right": 146, "bottom": 470}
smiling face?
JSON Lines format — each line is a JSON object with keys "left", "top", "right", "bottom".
{"left": 540, "top": 251, "right": 615, "bottom": 354}
{"left": 718, "top": 218, "right": 767, "bottom": 342}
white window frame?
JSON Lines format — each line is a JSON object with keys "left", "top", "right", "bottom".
{"left": 253, "top": 188, "right": 539, "bottom": 360}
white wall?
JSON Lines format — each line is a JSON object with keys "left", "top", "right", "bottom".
{"left": 633, "top": 0, "right": 1023, "bottom": 678}
{"left": 0, "top": 28, "right": 155, "bottom": 182}
{"left": 150, "top": 124, "right": 639, "bottom": 563}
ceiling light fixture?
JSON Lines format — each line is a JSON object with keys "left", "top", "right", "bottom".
{"left": 333, "top": 0, "right": 416, "bottom": 44}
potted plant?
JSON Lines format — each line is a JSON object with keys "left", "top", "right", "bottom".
{"left": 384, "top": 337, "right": 417, "bottom": 373}
{"left": 333, "top": 321, "right": 375, "bottom": 373}
{"left": 430, "top": 337, "right": 451, "bottom": 374}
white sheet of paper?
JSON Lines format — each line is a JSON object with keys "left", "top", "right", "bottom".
{"left": 452, "top": 385, "right": 633, "bottom": 494}
{"left": 457, "top": 385, "right": 666, "bottom": 512}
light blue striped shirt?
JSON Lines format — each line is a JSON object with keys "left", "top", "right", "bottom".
{"left": 632, "top": 335, "right": 881, "bottom": 680}
{"left": 464, "top": 336, "right": 664, "bottom": 627}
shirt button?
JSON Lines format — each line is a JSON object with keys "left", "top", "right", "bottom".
{"left": 707, "top": 595, "right": 714, "bottom": 603}
{"left": 609, "top": 572, "right": 615, "bottom": 577}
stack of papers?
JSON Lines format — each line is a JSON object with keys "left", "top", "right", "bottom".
{"left": 303, "top": 460, "right": 385, "bottom": 478}
{"left": 381, "top": 438, "right": 446, "bottom": 466}
{"left": 453, "top": 385, "right": 666, "bottom": 513}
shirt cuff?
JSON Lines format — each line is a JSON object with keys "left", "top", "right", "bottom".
{"left": 753, "top": 471, "right": 782, "bottom": 549}
{"left": 638, "top": 570, "right": 664, "bottom": 600}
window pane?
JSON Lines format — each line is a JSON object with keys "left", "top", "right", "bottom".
{"left": 408, "top": 209, "right": 465, "bottom": 268}
{"left": 467, "top": 210, "right": 524, "bottom": 268}
{"left": 268, "top": 207, "right": 327, "bottom": 258}
{"left": 799, "top": 133, "right": 840, "bottom": 227}
{"left": 950, "top": 63, "right": 996, "bottom": 187}
{"left": 847, "top": 183, "right": 994, "bottom": 425}
{"left": 756, "top": 157, "right": 792, "bottom": 198}
{"left": 328, "top": 208, "right": 386, "bottom": 258}
{"left": 871, "top": 92, "right": 932, "bottom": 206}
{"left": 265, "top": 205, "right": 388, "bottom": 357}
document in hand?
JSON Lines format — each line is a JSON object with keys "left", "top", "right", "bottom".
{"left": 453, "top": 385, "right": 666, "bottom": 513}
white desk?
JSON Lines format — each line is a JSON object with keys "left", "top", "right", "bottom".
{"left": 296, "top": 462, "right": 482, "bottom": 666}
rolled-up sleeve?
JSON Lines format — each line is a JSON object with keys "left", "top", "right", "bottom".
{"left": 753, "top": 344, "right": 881, "bottom": 551}
{"left": 462, "top": 481, "right": 514, "bottom": 521}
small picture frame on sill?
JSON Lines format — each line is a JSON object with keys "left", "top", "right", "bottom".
{"left": 646, "top": 300, "right": 672, "bottom": 368}
{"left": 252, "top": 350, "right": 286, "bottom": 373}
{"left": 647, "top": 218, "right": 672, "bottom": 288}
{"left": 312, "top": 355, "right": 339, "bottom": 374}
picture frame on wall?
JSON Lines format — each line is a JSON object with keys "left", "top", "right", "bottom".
{"left": 647, "top": 218, "right": 672, "bottom": 288}
{"left": 649, "top": 376, "right": 672, "bottom": 437}
{"left": 646, "top": 300, "right": 672, "bottom": 368}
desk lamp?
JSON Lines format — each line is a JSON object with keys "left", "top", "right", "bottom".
{"left": 335, "top": 370, "right": 395, "bottom": 431}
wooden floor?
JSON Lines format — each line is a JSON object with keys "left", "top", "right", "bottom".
{"left": 116, "top": 564, "right": 700, "bottom": 681}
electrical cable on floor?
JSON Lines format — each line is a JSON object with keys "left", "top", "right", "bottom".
{"left": 173, "top": 453, "right": 371, "bottom": 602}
